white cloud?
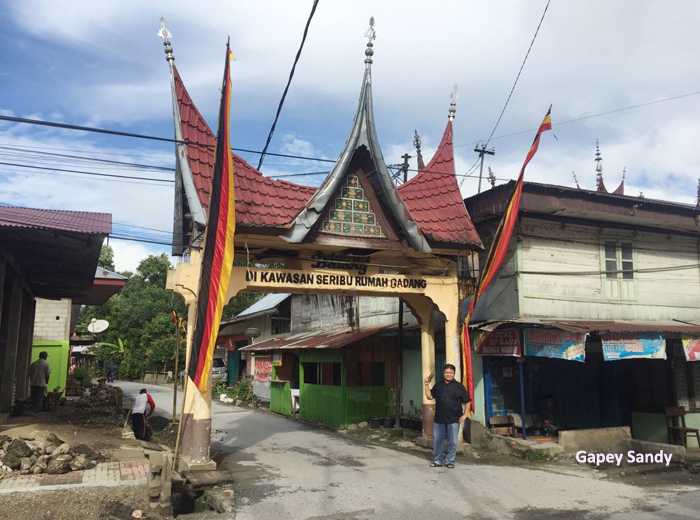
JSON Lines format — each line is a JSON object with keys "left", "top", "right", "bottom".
{"left": 109, "top": 239, "right": 169, "bottom": 273}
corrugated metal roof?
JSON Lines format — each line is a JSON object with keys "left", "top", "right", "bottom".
{"left": 239, "top": 325, "right": 391, "bottom": 352}
{"left": 0, "top": 204, "right": 111, "bottom": 234}
{"left": 234, "top": 293, "right": 291, "bottom": 320}
{"left": 474, "top": 319, "right": 700, "bottom": 335}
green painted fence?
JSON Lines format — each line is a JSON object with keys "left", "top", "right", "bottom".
{"left": 346, "top": 386, "right": 389, "bottom": 424}
{"left": 270, "top": 380, "right": 293, "bottom": 416}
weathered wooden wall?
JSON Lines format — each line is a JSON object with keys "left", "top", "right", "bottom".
{"left": 517, "top": 217, "right": 700, "bottom": 321}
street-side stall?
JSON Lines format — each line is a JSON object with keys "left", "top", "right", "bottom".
{"left": 240, "top": 326, "right": 407, "bottom": 428}
{"left": 475, "top": 320, "right": 700, "bottom": 448}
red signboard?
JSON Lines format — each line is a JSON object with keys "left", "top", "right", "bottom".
{"left": 254, "top": 356, "right": 273, "bottom": 383}
{"left": 478, "top": 328, "right": 521, "bottom": 357}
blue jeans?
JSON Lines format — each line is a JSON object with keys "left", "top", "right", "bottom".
{"left": 432, "top": 422, "right": 459, "bottom": 464}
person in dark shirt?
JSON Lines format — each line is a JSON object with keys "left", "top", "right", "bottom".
{"left": 424, "top": 364, "right": 470, "bottom": 468}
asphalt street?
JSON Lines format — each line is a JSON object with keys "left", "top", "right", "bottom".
{"left": 118, "top": 381, "right": 700, "bottom": 520}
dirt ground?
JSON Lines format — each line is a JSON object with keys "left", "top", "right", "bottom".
{"left": 0, "top": 486, "right": 154, "bottom": 520}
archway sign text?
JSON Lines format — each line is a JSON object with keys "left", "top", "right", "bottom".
{"left": 242, "top": 267, "right": 429, "bottom": 293}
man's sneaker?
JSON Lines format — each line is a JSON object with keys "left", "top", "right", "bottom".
{"left": 446, "top": 463, "right": 455, "bottom": 469}
{"left": 430, "top": 462, "right": 443, "bottom": 467}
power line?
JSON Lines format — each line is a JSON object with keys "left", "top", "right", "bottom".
{"left": 113, "top": 221, "right": 173, "bottom": 235}
{"left": 257, "top": 0, "right": 320, "bottom": 170}
{"left": 0, "top": 114, "right": 336, "bottom": 164}
{"left": 482, "top": 0, "right": 551, "bottom": 147}
{"left": 0, "top": 145, "right": 175, "bottom": 172}
{"left": 470, "top": 89, "right": 700, "bottom": 143}
{"left": 0, "top": 161, "right": 174, "bottom": 183}
{"left": 460, "top": 0, "right": 550, "bottom": 189}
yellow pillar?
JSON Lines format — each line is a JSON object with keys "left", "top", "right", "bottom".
{"left": 444, "top": 306, "right": 462, "bottom": 381}
{"left": 420, "top": 313, "right": 436, "bottom": 439}
{"left": 167, "top": 251, "right": 216, "bottom": 471}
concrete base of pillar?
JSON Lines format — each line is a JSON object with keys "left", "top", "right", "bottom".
{"left": 421, "top": 403, "right": 435, "bottom": 439}
{"left": 178, "top": 458, "right": 217, "bottom": 473}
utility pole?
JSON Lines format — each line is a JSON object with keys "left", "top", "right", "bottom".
{"left": 474, "top": 143, "right": 495, "bottom": 193}
{"left": 394, "top": 151, "right": 410, "bottom": 428}
{"left": 400, "top": 153, "right": 410, "bottom": 183}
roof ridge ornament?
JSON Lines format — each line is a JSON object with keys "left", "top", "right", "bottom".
{"left": 448, "top": 84, "right": 458, "bottom": 121}
{"left": 158, "top": 17, "right": 174, "bottom": 63}
{"left": 364, "top": 16, "right": 376, "bottom": 65}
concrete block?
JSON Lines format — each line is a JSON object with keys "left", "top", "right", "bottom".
{"left": 558, "top": 427, "right": 631, "bottom": 453}
{"left": 628, "top": 438, "right": 686, "bottom": 464}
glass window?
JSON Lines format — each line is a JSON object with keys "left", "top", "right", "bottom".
{"left": 320, "top": 362, "right": 342, "bottom": 386}
{"left": 621, "top": 243, "right": 634, "bottom": 279}
{"left": 605, "top": 242, "right": 618, "bottom": 279}
{"left": 303, "top": 362, "right": 319, "bottom": 384}
{"left": 370, "top": 362, "right": 385, "bottom": 386}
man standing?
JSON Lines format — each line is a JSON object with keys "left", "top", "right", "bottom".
{"left": 424, "top": 364, "right": 470, "bottom": 468}
{"left": 29, "top": 351, "right": 51, "bottom": 412}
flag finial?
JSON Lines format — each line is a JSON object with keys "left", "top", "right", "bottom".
{"left": 364, "top": 17, "right": 376, "bottom": 65}
{"left": 158, "top": 17, "right": 174, "bottom": 63}
{"left": 448, "top": 84, "right": 458, "bottom": 121}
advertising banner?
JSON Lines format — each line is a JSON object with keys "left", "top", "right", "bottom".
{"left": 523, "top": 328, "right": 586, "bottom": 362}
{"left": 254, "top": 356, "right": 273, "bottom": 382}
{"left": 478, "top": 328, "right": 520, "bottom": 357}
{"left": 682, "top": 337, "right": 700, "bottom": 362}
{"left": 601, "top": 333, "right": 666, "bottom": 361}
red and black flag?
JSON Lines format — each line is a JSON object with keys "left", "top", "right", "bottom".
{"left": 462, "top": 107, "right": 552, "bottom": 409}
{"left": 188, "top": 43, "right": 236, "bottom": 393}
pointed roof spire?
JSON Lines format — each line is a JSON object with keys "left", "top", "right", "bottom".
{"left": 572, "top": 171, "right": 581, "bottom": 189}
{"left": 397, "top": 101, "right": 482, "bottom": 247}
{"left": 487, "top": 167, "right": 496, "bottom": 188}
{"left": 413, "top": 130, "right": 425, "bottom": 170}
{"left": 595, "top": 139, "right": 608, "bottom": 193}
{"left": 448, "top": 84, "right": 458, "bottom": 122}
{"left": 613, "top": 167, "right": 625, "bottom": 195}
{"left": 364, "top": 16, "right": 376, "bottom": 65}
{"left": 283, "top": 17, "right": 431, "bottom": 252}
{"left": 160, "top": 17, "right": 206, "bottom": 241}
{"left": 158, "top": 17, "right": 174, "bottom": 63}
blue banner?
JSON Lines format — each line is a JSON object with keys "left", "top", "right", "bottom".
{"left": 601, "top": 333, "right": 666, "bottom": 361}
{"left": 523, "top": 328, "right": 586, "bottom": 362}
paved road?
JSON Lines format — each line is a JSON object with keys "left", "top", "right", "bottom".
{"left": 118, "top": 382, "right": 700, "bottom": 520}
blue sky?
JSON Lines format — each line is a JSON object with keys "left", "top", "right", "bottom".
{"left": 1, "top": 1, "right": 699, "bottom": 271}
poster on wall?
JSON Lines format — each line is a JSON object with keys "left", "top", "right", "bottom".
{"left": 478, "top": 328, "right": 520, "bottom": 356}
{"left": 254, "top": 356, "right": 273, "bottom": 382}
{"left": 272, "top": 353, "right": 283, "bottom": 366}
{"left": 523, "top": 328, "right": 586, "bottom": 362}
{"left": 682, "top": 337, "right": 700, "bottom": 362}
{"left": 601, "top": 333, "right": 666, "bottom": 361}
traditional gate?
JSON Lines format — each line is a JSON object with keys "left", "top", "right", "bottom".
{"left": 162, "top": 20, "right": 482, "bottom": 469}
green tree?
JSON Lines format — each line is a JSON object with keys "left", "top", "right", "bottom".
{"left": 79, "top": 253, "right": 185, "bottom": 379}
{"left": 98, "top": 244, "right": 115, "bottom": 271}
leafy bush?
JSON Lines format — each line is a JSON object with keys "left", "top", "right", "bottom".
{"left": 214, "top": 377, "right": 255, "bottom": 403}
{"left": 73, "top": 366, "right": 95, "bottom": 385}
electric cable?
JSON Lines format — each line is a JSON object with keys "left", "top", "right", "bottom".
{"left": 257, "top": 0, "right": 320, "bottom": 170}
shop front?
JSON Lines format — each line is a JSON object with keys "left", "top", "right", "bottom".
{"left": 476, "top": 321, "right": 700, "bottom": 447}
{"left": 240, "top": 326, "right": 409, "bottom": 428}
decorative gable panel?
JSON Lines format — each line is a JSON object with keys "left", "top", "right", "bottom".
{"left": 321, "top": 175, "right": 386, "bottom": 238}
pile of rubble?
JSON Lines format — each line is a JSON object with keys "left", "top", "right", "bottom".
{"left": 76, "top": 382, "right": 123, "bottom": 415}
{"left": 0, "top": 432, "right": 103, "bottom": 478}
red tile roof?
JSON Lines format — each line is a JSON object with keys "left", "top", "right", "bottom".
{"left": 173, "top": 67, "right": 316, "bottom": 228}
{"left": 612, "top": 179, "right": 625, "bottom": 195}
{"left": 398, "top": 122, "right": 482, "bottom": 247}
{"left": 0, "top": 205, "right": 111, "bottom": 234}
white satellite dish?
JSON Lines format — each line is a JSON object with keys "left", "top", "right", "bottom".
{"left": 87, "top": 319, "right": 109, "bottom": 334}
